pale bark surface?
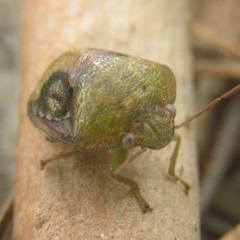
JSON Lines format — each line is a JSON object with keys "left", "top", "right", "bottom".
{"left": 14, "top": 0, "right": 199, "bottom": 239}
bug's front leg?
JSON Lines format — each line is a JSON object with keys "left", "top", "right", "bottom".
{"left": 110, "top": 146, "right": 152, "bottom": 213}
{"left": 168, "top": 133, "right": 190, "bottom": 194}
{"left": 40, "top": 148, "right": 81, "bottom": 169}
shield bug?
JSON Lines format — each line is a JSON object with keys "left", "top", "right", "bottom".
{"left": 27, "top": 48, "right": 240, "bottom": 212}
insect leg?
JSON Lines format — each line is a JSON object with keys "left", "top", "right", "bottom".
{"left": 114, "top": 148, "right": 146, "bottom": 175}
{"left": 40, "top": 149, "right": 81, "bottom": 170}
{"left": 168, "top": 133, "right": 190, "bottom": 194}
{"left": 110, "top": 146, "right": 152, "bottom": 213}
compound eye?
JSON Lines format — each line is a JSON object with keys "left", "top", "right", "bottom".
{"left": 122, "top": 133, "right": 135, "bottom": 149}
{"left": 165, "top": 104, "right": 176, "bottom": 117}
{"left": 32, "top": 71, "right": 73, "bottom": 121}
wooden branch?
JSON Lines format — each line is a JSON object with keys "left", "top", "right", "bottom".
{"left": 194, "top": 60, "right": 240, "bottom": 80}
{"left": 14, "top": 0, "right": 199, "bottom": 239}
{"left": 220, "top": 224, "right": 240, "bottom": 240}
{"left": 192, "top": 21, "right": 240, "bottom": 58}
{"left": 0, "top": 189, "right": 14, "bottom": 240}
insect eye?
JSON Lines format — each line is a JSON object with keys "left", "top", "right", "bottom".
{"left": 36, "top": 71, "right": 73, "bottom": 121}
{"left": 165, "top": 104, "right": 176, "bottom": 117}
{"left": 122, "top": 133, "right": 135, "bottom": 149}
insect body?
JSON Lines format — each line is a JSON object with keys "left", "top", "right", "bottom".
{"left": 28, "top": 49, "right": 176, "bottom": 151}
{"left": 28, "top": 48, "right": 240, "bottom": 212}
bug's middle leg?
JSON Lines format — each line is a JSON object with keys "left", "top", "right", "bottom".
{"left": 110, "top": 146, "right": 152, "bottom": 213}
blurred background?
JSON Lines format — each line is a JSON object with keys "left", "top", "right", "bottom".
{"left": 0, "top": 0, "right": 19, "bottom": 238}
{"left": 0, "top": 0, "right": 239, "bottom": 239}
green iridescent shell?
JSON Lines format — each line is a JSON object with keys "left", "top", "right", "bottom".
{"left": 28, "top": 49, "right": 176, "bottom": 151}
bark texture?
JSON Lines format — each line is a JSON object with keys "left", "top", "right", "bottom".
{"left": 14, "top": 0, "right": 199, "bottom": 239}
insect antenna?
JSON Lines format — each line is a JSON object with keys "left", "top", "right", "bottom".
{"left": 175, "top": 85, "right": 240, "bottom": 129}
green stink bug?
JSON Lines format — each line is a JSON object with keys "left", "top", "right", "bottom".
{"left": 27, "top": 48, "right": 240, "bottom": 212}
